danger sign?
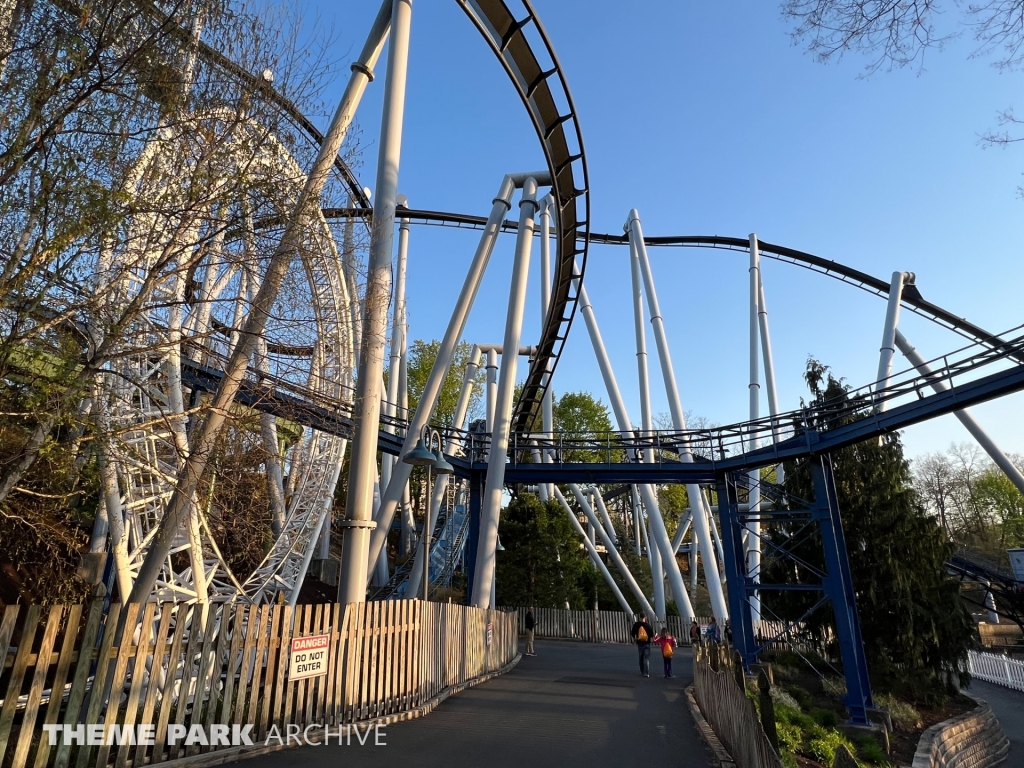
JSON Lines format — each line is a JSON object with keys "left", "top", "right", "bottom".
{"left": 289, "top": 634, "right": 330, "bottom": 680}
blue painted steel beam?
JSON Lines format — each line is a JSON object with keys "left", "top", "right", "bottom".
{"left": 810, "top": 458, "right": 874, "bottom": 726}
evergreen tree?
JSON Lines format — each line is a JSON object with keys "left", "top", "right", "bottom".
{"left": 495, "top": 493, "right": 596, "bottom": 609}
{"left": 766, "top": 360, "right": 975, "bottom": 704}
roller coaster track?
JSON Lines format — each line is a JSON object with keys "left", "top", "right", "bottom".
{"left": 321, "top": 204, "right": 1020, "bottom": 367}
{"left": 222, "top": 0, "right": 592, "bottom": 435}
{"left": 457, "top": 0, "right": 590, "bottom": 434}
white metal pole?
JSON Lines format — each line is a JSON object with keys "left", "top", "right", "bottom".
{"left": 983, "top": 585, "right": 999, "bottom": 625}
{"left": 573, "top": 265, "right": 694, "bottom": 620}
{"left": 338, "top": 0, "right": 414, "bottom": 606}
{"left": 875, "top": 271, "right": 909, "bottom": 413}
{"left": 363, "top": 174, "right": 525, "bottom": 582}
{"left": 471, "top": 178, "right": 540, "bottom": 608}
{"left": 567, "top": 483, "right": 658, "bottom": 618}
{"left": 895, "top": 330, "right": 1024, "bottom": 496}
{"left": 632, "top": 485, "right": 642, "bottom": 557}
{"left": 756, "top": 259, "right": 784, "bottom": 485}
{"left": 380, "top": 202, "right": 410, "bottom": 565}
{"left": 647, "top": 513, "right": 666, "bottom": 622}
{"left": 748, "top": 234, "right": 762, "bottom": 627}
{"left": 629, "top": 234, "right": 667, "bottom": 622}
{"left": 553, "top": 488, "right": 635, "bottom": 616}
{"left": 539, "top": 195, "right": 555, "bottom": 501}
{"left": 690, "top": 533, "right": 699, "bottom": 592}
{"left": 132, "top": 0, "right": 394, "bottom": 605}
{"left": 590, "top": 486, "right": 618, "bottom": 542}
{"left": 671, "top": 511, "right": 692, "bottom": 553}
{"left": 627, "top": 210, "right": 727, "bottom": 621}
{"left": 485, "top": 348, "right": 498, "bottom": 435}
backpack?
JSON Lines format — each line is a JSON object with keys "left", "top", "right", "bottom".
{"left": 637, "top": 625, "right": 648, "bottom": 642}
{"left": 662, "top": 640, "right": 674, "bottom": 659}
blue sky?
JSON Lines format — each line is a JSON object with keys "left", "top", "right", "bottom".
{"left": 297, "top": 1, "right": 1024, "bottom": 463}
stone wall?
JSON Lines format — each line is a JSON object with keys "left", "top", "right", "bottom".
{"left": 912, "top": 697, "right": 1009, "bottom": 768}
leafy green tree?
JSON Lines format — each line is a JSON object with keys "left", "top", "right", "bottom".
{"left": 974, "top": 468, "right": 1024, "bottom": 548}
{"left": 766, "top": 359, "right": 975, "bottom": 704}
{"left": 495, "top": 493, "right": 596, "bottom": 609}
{"left": 404, "top": 340, "right": 483, "bottom": 428}
{"left": 552, "top": 390, "right": 616, "bottom": 463}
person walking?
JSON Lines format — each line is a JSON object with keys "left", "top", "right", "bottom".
{"left": 689, "top": 618, "right": 701, "bottom": 646}
{"left": 656, "top": 627, "right": 676, "bottom": 678}
{"left": 630, "top": 614, "right": 654, "bottom": 677}
{"left": 524, "top": 608, "right": 536, "bottom": 656}
{"left": 705, "top": 616, "right": 721, "bottom": 644}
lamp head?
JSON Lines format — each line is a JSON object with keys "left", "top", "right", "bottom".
{"left": 403, "top": 438, "right": 436, "bottom": 466}
{"left": 432, "top": 448, "right": 455, "bottom": 475}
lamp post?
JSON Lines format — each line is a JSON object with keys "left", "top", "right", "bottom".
{"left": 402, "top": 427, "right": 453, "bottom": 601}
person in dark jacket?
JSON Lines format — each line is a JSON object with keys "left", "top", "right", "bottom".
{"left": 524, "top": 608, "right": 536, "bottom": 656}
{"left": 630, "top": 614, "right": 655, "bottom": 677}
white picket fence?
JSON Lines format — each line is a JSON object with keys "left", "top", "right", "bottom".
{"left": 968, "top": 650, "right": 1024, "bottom": 692}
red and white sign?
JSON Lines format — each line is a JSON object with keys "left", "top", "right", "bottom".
{"left": 289, "top": 634, "right": 330, "bottom": 680}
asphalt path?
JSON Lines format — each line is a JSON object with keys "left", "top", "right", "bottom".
{"left": 243, "top": 639, "right": 715, "bottom": 768}
{"left": 968, "top": 679, "right": 1023, "bottom": 765}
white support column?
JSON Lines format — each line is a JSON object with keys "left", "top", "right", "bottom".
{"left": 485, "top": 348, "right": 498, "bottom": 435}
{"left": 573, "top": 264, "right": 695, "bottom": 621}
{"left": 671, "top": 511, "right": 692, "bottom": 553}
{"left": 553, "top": 488, "right": 635, "bottom": 616}
{"left": 896, "top": 331, "right": 1024, "bottom": 496}
{"left": 338, "top": 0, "right": 413, "bottom": 605}
{"left": 471, "top": 179, "right": 540, "bottom": 608}
{"left": 984, "top": 585, "right": 999, "bottom": 625}
{"left": 371, "top": 473, "right": 388, "bottom": 586}
{"left": 380, "top": 199, "right": 411, "bottom": 566}
{"left": 133, "top": 0, "right": 394, "bottom": 605}
{"left": 747, "top": 234, "right": 762, "bottom": 627}
{"left": 567, "top": 483, "right": 659, "bottom": 617}
{"left": 590, "top": 486, "right": 617, "bottom": 542}
{"left": 632, "top": 485, "right": 642, "bottom": 556}
{"left": 690, "top": 533, "right": 699, "bottom": 592}
{"left": 875, "top": 271, "right": 910, "bottom": 412}
{"left": 539, "top": 195, "right": 555, "bottom": 502}
{"left": 647, "top": 513, "right": 666, "bottom": 622}
{"left": 628, "top": 210, "right": 728, "bottom": 621}
{"left": 756, "top": 257, "right": 784, "bottom": 485}
{"left": 363, "top": 174, "right": 535, "bottom": 584}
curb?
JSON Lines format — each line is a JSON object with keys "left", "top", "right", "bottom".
{"left": 684, "top": 684, "right": 737, "bottom": 768}
{"left": 160, "top": 654, "right": 523, "bottom": 768}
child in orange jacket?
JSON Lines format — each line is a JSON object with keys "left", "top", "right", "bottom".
{"left": 655, "top": 628, "right": 676, "bottom": 678}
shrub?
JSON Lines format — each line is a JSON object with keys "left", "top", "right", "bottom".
{"left": 786, "top": 684, "right": 813, "bottom": 710}
{"left": 854, "top": 733, "right": 892, "bottom": 766}
{"left": 807, "top": 729, "right": 856, "bottom": 766}
{"left": 776, "top": 721, "right": 803, "bottom": 754}
{"left": 876, "top": 693, "right": 922, "bottom": 732}
{"left": 822, "top": 675, "right": 848, "bottom": 700}
{"left": 770, "top": 686, "right": 802, "bottom": 710}
{"left": 811, "top": 708, "right": 840, "bottom": 728}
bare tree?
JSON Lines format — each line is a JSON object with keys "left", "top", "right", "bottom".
{"left": 782, "top": 0, "right": 1024, "bottom": 168}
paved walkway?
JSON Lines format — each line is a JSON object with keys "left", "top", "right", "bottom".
{"left": 245, "top": 640, "right": 715, "bottom": 768}
{"left": 968, "top": 680, "right": 1023, "bottom": 765}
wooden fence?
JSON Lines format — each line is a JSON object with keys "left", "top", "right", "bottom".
{"left": 504, "top": 607, "right": 810, "bottom": 652}
{"left": 691, "top": 645, "right": 783, "bottom": 768}
{"left": 0, "top": 599, "right": 518, "bottom": 768}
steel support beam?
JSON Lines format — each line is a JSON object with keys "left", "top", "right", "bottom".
{"left": 471, "top": 178, "right": 540, "bottom": 608}
{"left": 339, "top": 0, "right": 413, "bottom": 606}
